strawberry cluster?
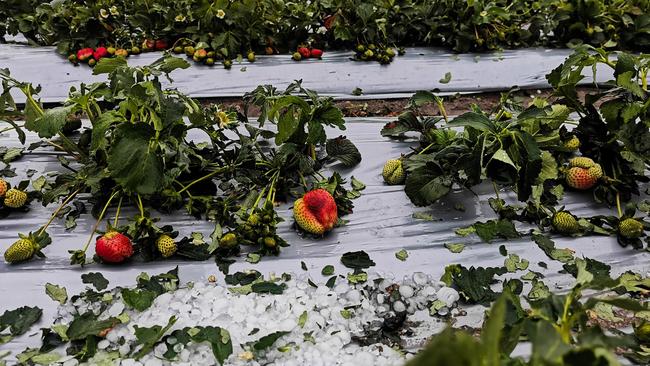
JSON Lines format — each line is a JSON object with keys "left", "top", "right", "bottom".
{"left": 292, "top": 46, "right": 324, "bottom": 61}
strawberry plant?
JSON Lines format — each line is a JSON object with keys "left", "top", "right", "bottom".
{"left": 0, "top": 56, "right": 362, "bottom": 266}
{"left": 383, "top": 46, "right": 649, "bottom": 248}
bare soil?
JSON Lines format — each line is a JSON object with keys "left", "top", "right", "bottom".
{"left": 203, "top": 87, "right": 597, "bottom": 118}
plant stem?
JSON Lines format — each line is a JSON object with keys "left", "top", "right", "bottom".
{"left": 492, "top": 181, "right": 501, "bottom": 200}
{"left": 80, "top": 190, "right": 119, "bottom": 253}
{"left": 114, "top": 196, "right": 123, "bottom": 227}
{"left": 616, "top": 193, "right": 623, "bottom": 218}
{"left": 177, "top": 166, "right": 228, "bottom": 194}
{"left": 38, "top": 188, "right": 81, "bottom": 236}
{"left": 137, "top": 194, "right": 145, "bottom": 217}
{"left": 418, "top": 142, "right": 435, "bottom": 155}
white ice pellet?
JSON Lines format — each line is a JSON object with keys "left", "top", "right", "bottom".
{"left": 392, "top": 301, "right": 406, "bottom": 313}
{"left": 437, "top": 287, "right": 460, "bottom": 307}
{"left": 399, "top": 285, "right": 414, "bottom": 298}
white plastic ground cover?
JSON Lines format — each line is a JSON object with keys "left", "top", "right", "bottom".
{"left": 0, "top": 44, "right": 614, "bottom": 104}
{"left": 0, "top": 118, "right": 648, "bottom": 363}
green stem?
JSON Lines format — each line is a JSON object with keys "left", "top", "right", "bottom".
{"left": 253, "top": 186, "right": 267, "bottom": 209}
{"left": 38, "top": 188, "right": 81, "bottom": 236}
{"left": 114, "top": 196, "right": 123, "bottom": 227}
{"left": 418, "top": 142, "right": 435, "bottom": 155}
{"left": 80, "top": 190, "right": 120, "bottom": 253}
{"left": 136, "top": 194, "right": 145, "bottom": 217}
{"left": 616, "top": 193, "right": 623, "bottom": 218}
{"left": 492, "top": 181, "right": 501, "bottom": 201}
{"left": 177, "top": 167, "right": 228, "bottom": 194}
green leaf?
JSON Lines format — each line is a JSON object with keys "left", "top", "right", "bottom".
{"left": 480, "top": 295, "right": 507, "bottom": 366}
{"left": 26, "top": 105, "right": 75, "bottom": 138}
{"left": 91, "top": 111, "right": 125, "bottom": 153}
{"left": 404, "top": 168, "right": 453, "bottom": 206}
{"left": 447, "top": 265, "right": 507, "bottom": 305}
{"left": 406, "top": 328, "right": 481, "bottom": 366}
{"left": 504, "top": 254, "right": 529, "bottom": 272}
{"left": 341, "top": 251, "right": 375, "bottom": 269}
{"left": 350, "top": 176, "right": 366, "bottom": 191}
{"left": 122, "top": 289, "right": 157, "bottom": 311}
{"left": 251, "top": 282, "right": 285, "bottom": 294}
{"left": 447, "top": 112, "right": 495, "bottom": 133}
{"left": 0, "top": 306, "right": 42, "bottom": 336}
{"left": 321, "top": 265, "right": 335, "bottom": 276}
{"left": 107, "top": 122, "right": 163, "bottom": 195}
{"left": 149, "top": 56, "right": 191, "bottom": 74}
{"left": 66, "top": 313, "right": 118, "bottom": 341}
{"left": 471, "top": 219, "right": 519, "bottom": 243}
{"left": 45, "top": 283, "right": 67, "bottom": 304}
{"left": 191, "top": 327, "right": 233, "bottom": 365}
{"left": 326, "top": 136, "right": 362, "bottom": 167}
{"left": 92, "top": 57, "right": 128, "bottom": 74}
{"left": 252, "top": 331, "right": 289, "bottom": 351}
{"left": 81, "top": 272, "right": 109, "bottom": 291}
{"left": 439, "top": 72, "right": 452, "bottom": 84}
{"left": 134, "top": 316, "right": 177, "bottom": 359}
{"left": 395, "top": 249, "right": 409, "bottom": 261}
{"left": 532, "top": 233, "right": 574, "bottom": 263}
{"left": 444, "top": 243, "right": 465, "bottom": 253}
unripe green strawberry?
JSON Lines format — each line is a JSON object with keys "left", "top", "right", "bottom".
{"left": 635, "top": 321, "right": 650, "bottom": 343}
{"left": 248, "top": 213, "right": 260, "bottom": 225}
{"left": 220, "top": 232, "right": 238, "bottom": 248}
{"left": 156, "top": 235, "right": 177, "bottom": 258}
{"left": 184, "top": 46, "right": 195, "bottom": 56}
{"left": 3, "top": 188, "right": 27, "bottom": 208}
{"left": 247, "top": 52, "right": 256, "bottom": 62}
{"left": 263, "top": 237, "right": 276, "bottom": 248}
{"left": 565, "top": 167, "right": 597, "bottom": 190}
{"left": 587, "top": 163, "right": 603, "bottom": 180}
{"left": 552, "top": 211, "right": 579, "bottom": 234}
{"left": 563, "top": 136, "right": 580, "bottom": 151}
{"left": 382, "top": 159, "right": 405, "bottom": 185}
{"left": 569, "top": 156, "right": 595, "bottom": 169}
{"left": 173, "top": 46, "right": 183, "bottom": 54}
{"left": 223, "top": 59, "right": 232, "bottom": 69}
{"left": 131, "top": 46, "right": 141, "bottom": 55}
{"left": 0, "top": 179, "right": 7, "bottom": 197}
{"left": 4, "top": 238, "right": 37, "bottom": 263}
{"left": 292, "top": 52, "right": 302, "bottom": 61}
{"left": 88, "top": 59, "right": 97, "bottom": 67}
{"left": 619, "top": 218, "right": 644, "bottom": 239}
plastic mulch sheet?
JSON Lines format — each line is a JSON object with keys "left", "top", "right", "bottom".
{"left": 0, "top": 117, "right": 648, "bottom": 356}
{"left": 0, "top": 44, "right": 614, "bottom": 103}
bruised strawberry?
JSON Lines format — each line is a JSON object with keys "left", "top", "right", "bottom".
{"left": 95, "top": 232, "right": 133, "bottom": 263}
{"left": 293, "top": 189, "right": 338, "bottom": 235}
{"left": 76, "top": 48, "right": 94, "bottom": 62}
{"left": 93, "top": 47, "right": 109, "bottom": 61}
{"left": 154, "top": 39, "right": 168, "bottom": 51}
{"left": 298, "top": 47, "right": 311, "bottom": 59}
{"left": 310, "top": 48, "right": 323, "bottom": 58}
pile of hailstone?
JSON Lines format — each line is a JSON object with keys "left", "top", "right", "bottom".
{"left": 57, "top": 271, "right": 460, "bottom": 366}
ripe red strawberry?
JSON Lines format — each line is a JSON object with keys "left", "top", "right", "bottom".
{"left": 310, "top": 48, "right": 323, "bottom": 58}
{"left": 95, "top": 232, "right": 133, "bottom": 263}
{"left": 298, "top": 47, "right": 311, "bottom": 59}
{"left": 154, "top": 39, "right": 168, "bottom": 51}
{"left": 93, "top": 47, "right": 109, "bottom": 61}
{"left": 76, "top": 48, "right": 94, "bottom": 62}
{"left": 565, "top": 167, "right": 597, "bottom": 190}
{"left": 293, "top": 189, "right": 338, "bottom": 235}
{"left": 142, "top": 39, "right": 155, "bottom": 51}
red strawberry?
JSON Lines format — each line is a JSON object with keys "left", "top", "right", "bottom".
{"left": 95, "top": 232, "right": 133, "bottom": 263}
{"left": 310, "top": 48, "right": 323, "bottom": 58}
{"left": 154, "top": 39, "right": 168, "bottom": 51}
{"left": 565, "top": 167, "right": 597, "bottom": 190}
{"left": 76, "top": 48, "right": 94, "bottom": 62}
{"left": 93, "top": 47, "right": 109, "bottom": 61}
{"left": 142, "top": 39, "right": 155, "bottom": 51}
{"left": 298, "top": 47, "right": 311, "bottom": 59}
{"left": 293, "top": 189, "right": 338, "bottom": 235}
